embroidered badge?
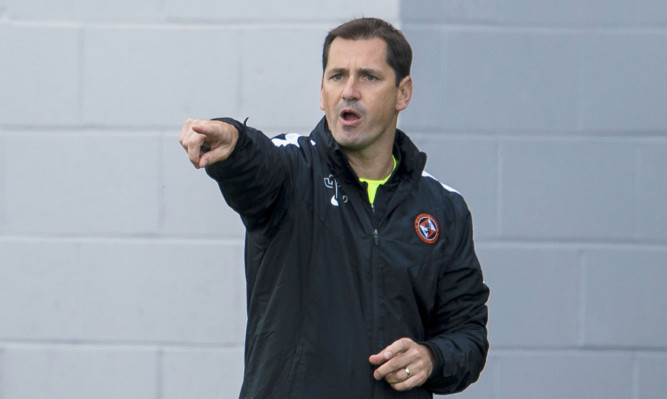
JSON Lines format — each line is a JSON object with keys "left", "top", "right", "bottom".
{"left": 324, "top": 174, "right": 348, "bottom": 207}
{"left": 414, "top": 213, "right": 440, "bottom": 244}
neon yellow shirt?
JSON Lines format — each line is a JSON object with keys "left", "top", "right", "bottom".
{"left": 359, "top": 155, "right": 397, "bottom": 204}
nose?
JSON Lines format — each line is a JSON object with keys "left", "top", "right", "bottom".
{"left": 341, "top": 77, "right": 359, "bottom": 101}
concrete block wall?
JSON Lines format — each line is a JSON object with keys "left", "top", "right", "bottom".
{"left": 401, "top": 1, "right": 667, "bottom": 398}
{"left": 0, "top": 1, "right": 665, "bottom": 399}
{"left": 0, "top": 1, "right": 397, "bottom": 399}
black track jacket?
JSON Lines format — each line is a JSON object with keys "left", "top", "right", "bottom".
{"left": 205, "top": 117, "right": 489, "bottom": 398}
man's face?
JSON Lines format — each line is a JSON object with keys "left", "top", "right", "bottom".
{"left": 320, "top": 38, "right": 412, "bottom": 157}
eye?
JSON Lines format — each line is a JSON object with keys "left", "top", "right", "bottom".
{"left": 330, "top": 73, "right": 344, "bottom": 81}
{"left": 363, "top": 74, "right": 379, "bottom": 82}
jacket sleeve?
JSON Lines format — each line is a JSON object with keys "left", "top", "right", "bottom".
{"left": 204, "top": 118, "right": 292, "bottom": 232}
{"left": 422, "top": 194, "right": 490, "bottom": 395}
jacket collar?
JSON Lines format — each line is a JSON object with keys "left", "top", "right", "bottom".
{"left": 311, "top": 117, "right": 427, "bottom": 187}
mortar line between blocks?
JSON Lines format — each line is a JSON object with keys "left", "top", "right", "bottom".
{"left": 578, "top": 250, "right": 588, "bottom": 348}
{"left": 495, "top": 139, "right": 504, "bottom": 237}
{"left": 633, "top": 143, "right": 641, "bottom": 241}
{"left": 156, "top": 349, "right": 164, "bottom": 399}
{"left": 632, "top": 353, "right": 640, "bottom": 399}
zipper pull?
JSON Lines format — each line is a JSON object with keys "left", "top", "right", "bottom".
{"left": 373, "top": 229, "right": 379, "bottom": 245}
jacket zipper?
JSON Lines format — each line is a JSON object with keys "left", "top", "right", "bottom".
{"left": 371, "top": 226, "right": 380, "bottom": 398}
{"left": 371, "top": 204, "right": 380, "bottom": 349}
{"left": 371, "top": 202, "right": 381, "bottom": 352}
{"left": 369, "top": 190, "right": 384, "bottom": 398}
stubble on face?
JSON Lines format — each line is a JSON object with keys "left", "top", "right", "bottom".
{"left": 320, "top": 38, "right": 400, "bottom": 155}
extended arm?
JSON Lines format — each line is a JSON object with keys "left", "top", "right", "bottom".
{"left": 179, "top": 117, "right": 292, "bottom": 231}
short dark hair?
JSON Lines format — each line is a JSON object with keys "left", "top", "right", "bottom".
{"left": 322, "top": 17, "right": 412, "bottom": 86}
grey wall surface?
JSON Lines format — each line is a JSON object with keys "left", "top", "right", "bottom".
{"left": 401, "top": 1, "right": 667, "bottom": 398}
{"left": 0, "top": 0, "right": 665, "bottom": 398}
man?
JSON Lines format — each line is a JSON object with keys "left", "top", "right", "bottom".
{"left": 179, "top": 17, "right": 489, "bottom": 398}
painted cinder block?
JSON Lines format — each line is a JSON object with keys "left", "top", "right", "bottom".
{"left": 400, "top": 0, "right": 497, "bottom": 23}
{"left": 161, "top": 347, "right": 245, "bottom": 399}
{"left": 74, "top": 240, "right": 246, "bottom": 344}
{"left": 0, "top": 241, "right": 81, "bottom": 340}
{"left": 638, "top": 143, "right": 667, "bottom": 241}
{"left": 500, "top": 139, "right": 635, "bottom": 240}
{"left": 497, "top": 0, "right": 638, "bottom": 26}
{"left": 496, "top": 352, "right": 634, "bottom": 399}
{"left": 637, "top": 355, "right": 667, "bottom": 399}
{"left": 409, "top": 135, "right": 498, "bottom": 240}
{"left": 164, "top": 0, "right": 398, "bottom": 23}
{"left": 161, "top": 135, "right": 246, "bottom": 238}
{"left": 5, "top": 0, "right": 162, "bottom": 22}
{"left": 639, "top": 0, "right": 667, "bottom": 25}
{"left": 584, "top": 248, "right": 667, "bottom": 348}
{"left": 400, "top": 27, "right": 447, "bottom": 132}
{"left": 238, "top": 27, "right": 328, "bottom": 132}
{"left": 0, "top": 136, "right": 5, "bottom": 233}
{"left": 579, "top": 33, "right": 667, "bottom": 132}
{"left": 444, "top": 31, "right": 579, "bottom": 132}
{"left": 3, "top": 133, "right": 161, "bottom": 235}
{"left": 0, "top": 26, "right": 79, "bottom": 126}
{"left": 82, "top": 27, "right": 241, "bottom": 127}
{"left": 0, "top": 240, "right": 246, "bottom": 344}
{"left": 477, "top": 246, "right": 581, "bottom": 347}
{"left": 0, "top": 345, "right": 158, "bottom": 399}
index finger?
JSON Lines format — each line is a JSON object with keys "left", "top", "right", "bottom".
{"left": 179, "top": 118, "right": 219, "bottom": 141}
{"left": 369, "top": 338, "right": 411, "bottom": 365}
{"left": 372, "top": 338, "right": 419, "bottom": 381}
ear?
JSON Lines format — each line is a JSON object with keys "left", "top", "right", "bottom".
{"left": 395, "top": 76, "right": 413, "bottom": 112}
{"left": 319, "top": 78, "right": 325, "bottom": 111}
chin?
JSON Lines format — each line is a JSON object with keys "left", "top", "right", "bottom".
{"left": 332, "top": 129, "right": 362, "bottom": 146}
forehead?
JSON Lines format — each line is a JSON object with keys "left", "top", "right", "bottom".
{"left": 326, "top": 37, "right": 389, "bottom": 70}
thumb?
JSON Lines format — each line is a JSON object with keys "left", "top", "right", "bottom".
{"left": 198, "top": 146, "right": 224, "bottom": 168}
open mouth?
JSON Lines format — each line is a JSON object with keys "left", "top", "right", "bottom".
{"left": 340, "top": 108, "right": 362, "bottom": 124}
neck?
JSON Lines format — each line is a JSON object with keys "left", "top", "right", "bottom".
{"left": 345, "top": 149, "right": 395, "bottom": 180}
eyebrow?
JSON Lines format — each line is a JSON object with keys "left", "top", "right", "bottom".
{"left": 326, "top": 67, "right": 384, "bottom": 77}
{"left": 326, "top": 68, "right": 348, "bottom": 76}
{"left": 358, "top": 68, "right": 383, "bottom": 77}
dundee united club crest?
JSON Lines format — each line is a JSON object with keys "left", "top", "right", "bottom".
{"left": 414, "top": 213, "right": 440, "bottom": 244}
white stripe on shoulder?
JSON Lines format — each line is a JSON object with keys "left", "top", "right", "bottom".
{"left": 271, "top": 133, "right": 316, "bottom": 148}
{"left": 422, "top": 171, "right": 460, "bottom": 194}
{"left": 272, "top": 133, "right": 302, "bottom": 148}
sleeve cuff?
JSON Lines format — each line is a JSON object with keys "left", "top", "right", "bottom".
{"left": 204, "top": 117, "right": 250, "bottom": 179}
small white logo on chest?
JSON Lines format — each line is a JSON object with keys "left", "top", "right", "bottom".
{"left": 324, "top": 174, "right": 348, "bottom": 207}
